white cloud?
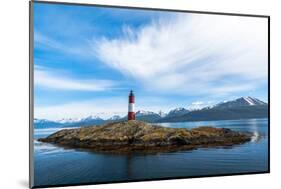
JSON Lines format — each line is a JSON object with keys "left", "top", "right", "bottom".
{"left": 34, "top": 30, "right": 93, "bottom": 58}
{"left": 34, "top": 66, "right": 116, "bottom": 91}
{"left": 94, "top": 14, "right": 268, "bottom": 96}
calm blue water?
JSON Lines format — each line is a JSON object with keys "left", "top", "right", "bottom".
{"left": 33, "top": 118, "right": 268, "bottom": 187}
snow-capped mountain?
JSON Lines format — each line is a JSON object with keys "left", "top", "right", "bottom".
{"left": 34, "top": 115, "right": 105, "bottom": 129}
{"left": 34, "top": 96, "right": 268, "bottom": 127}
{"left": 34, "top": 118, "right": 64, "bottom": 128}
{"left": 135, "top": 110, "right": 157, "bottom": 116}
{"left": 108, "top": 115, "right": 122, "bottom": 120}
{"left": 214, "top": 97, "right": 267, "bottom": 109}
{"left": 69, "top": 115, "right": 104, "bottom": 126}
{"left": 81, "top": 115, "right": 103, "bottom": 121}
{"left": 57, "top": 118, "right": 82, "bottom": 124}
{"left": 135, "top": 110, "right": 162, "bottom": 122}
{"left": 158, "top": 97, "right": 267, "bottom": 122}
{"left": 242, "top": 97, "right": 267, "bottom": 105}
{"left": 158, "top": 110, "right": 167, "bottom": 118}
{"left": 57, "top": 115, "right": 103, "bottom": 124}
{"left": 166, "top": 107, "right": 189, "bottom": 117}
{"left": 34, "top": 118, "right": 51, "bottom": 124}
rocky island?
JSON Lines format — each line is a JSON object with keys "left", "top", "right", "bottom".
{"left": 38, "top": 120, "right": 252, "bottom": 153}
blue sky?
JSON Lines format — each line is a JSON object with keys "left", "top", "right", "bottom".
{"left": 33, "top": 2, "right": 268, "bottom": 120}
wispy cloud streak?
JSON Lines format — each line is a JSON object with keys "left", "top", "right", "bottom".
{"left": 94, "top": 14, "right": 267, "bottom": 96}
{"left": 34, "top": 30, "right": 93, "bottom": 58}
{"left": 34, "top": 66, "right": 116, "bottom": 91}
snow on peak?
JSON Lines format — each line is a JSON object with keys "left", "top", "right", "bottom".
{"left": 241, "top": 96, "right": 267, "bottom": 106}
{"left": 242, "top": 96, "right": 255, "bottom": 105}
{"left": 57, "top": 117, "right": 82, "bottom": 124}
{"left": 214, "top": 96, "right": 267, "bottom": 109}
{"left": 174, "top": 107, "right": 185, "bottom": 111}
{"left": 57, "top": 115, "right": 102, "bottom": 123}
{"left": 108, "top": 115, "right": 122, "bottom": 120}
{"left": 136, "top": 110, "right": 156, "bottom": 116}
{"left": 169, "top": 107, "right": 188, "bottom": 113}
{"left": 83, "top": 115, "right": 102, "bottom": 120}
{"left": 34, "top": 118, "right": 50, "bottom": 123}
{"left": 158, "top": 110, "right": 167, "bottom": 117}
{"left": 166, "top": 107, "right": 189, "bottom": 117}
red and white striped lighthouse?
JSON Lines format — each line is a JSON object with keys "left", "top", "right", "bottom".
{"left": 128, "top": 90, "right": 135, "bottom": 120}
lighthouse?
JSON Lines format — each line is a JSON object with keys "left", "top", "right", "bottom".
{"left": 128, "top": 90, "right": 135, "bottom": 120}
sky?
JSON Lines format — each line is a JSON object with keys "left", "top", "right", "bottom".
{"left": 33, "top": 2, "right": 268, "bottom": 120}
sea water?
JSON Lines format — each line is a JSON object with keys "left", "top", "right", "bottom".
{"left": 33, "top": 118, "right": 268, "bottom": 187}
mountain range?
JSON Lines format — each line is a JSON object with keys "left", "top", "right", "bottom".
{"left": 34, "top": 96, "right": 268, "bottom": 128}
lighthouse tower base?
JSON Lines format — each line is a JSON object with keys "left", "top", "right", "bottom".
{"left": 128, "top": 112, "right": 135, "bottom": 120}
